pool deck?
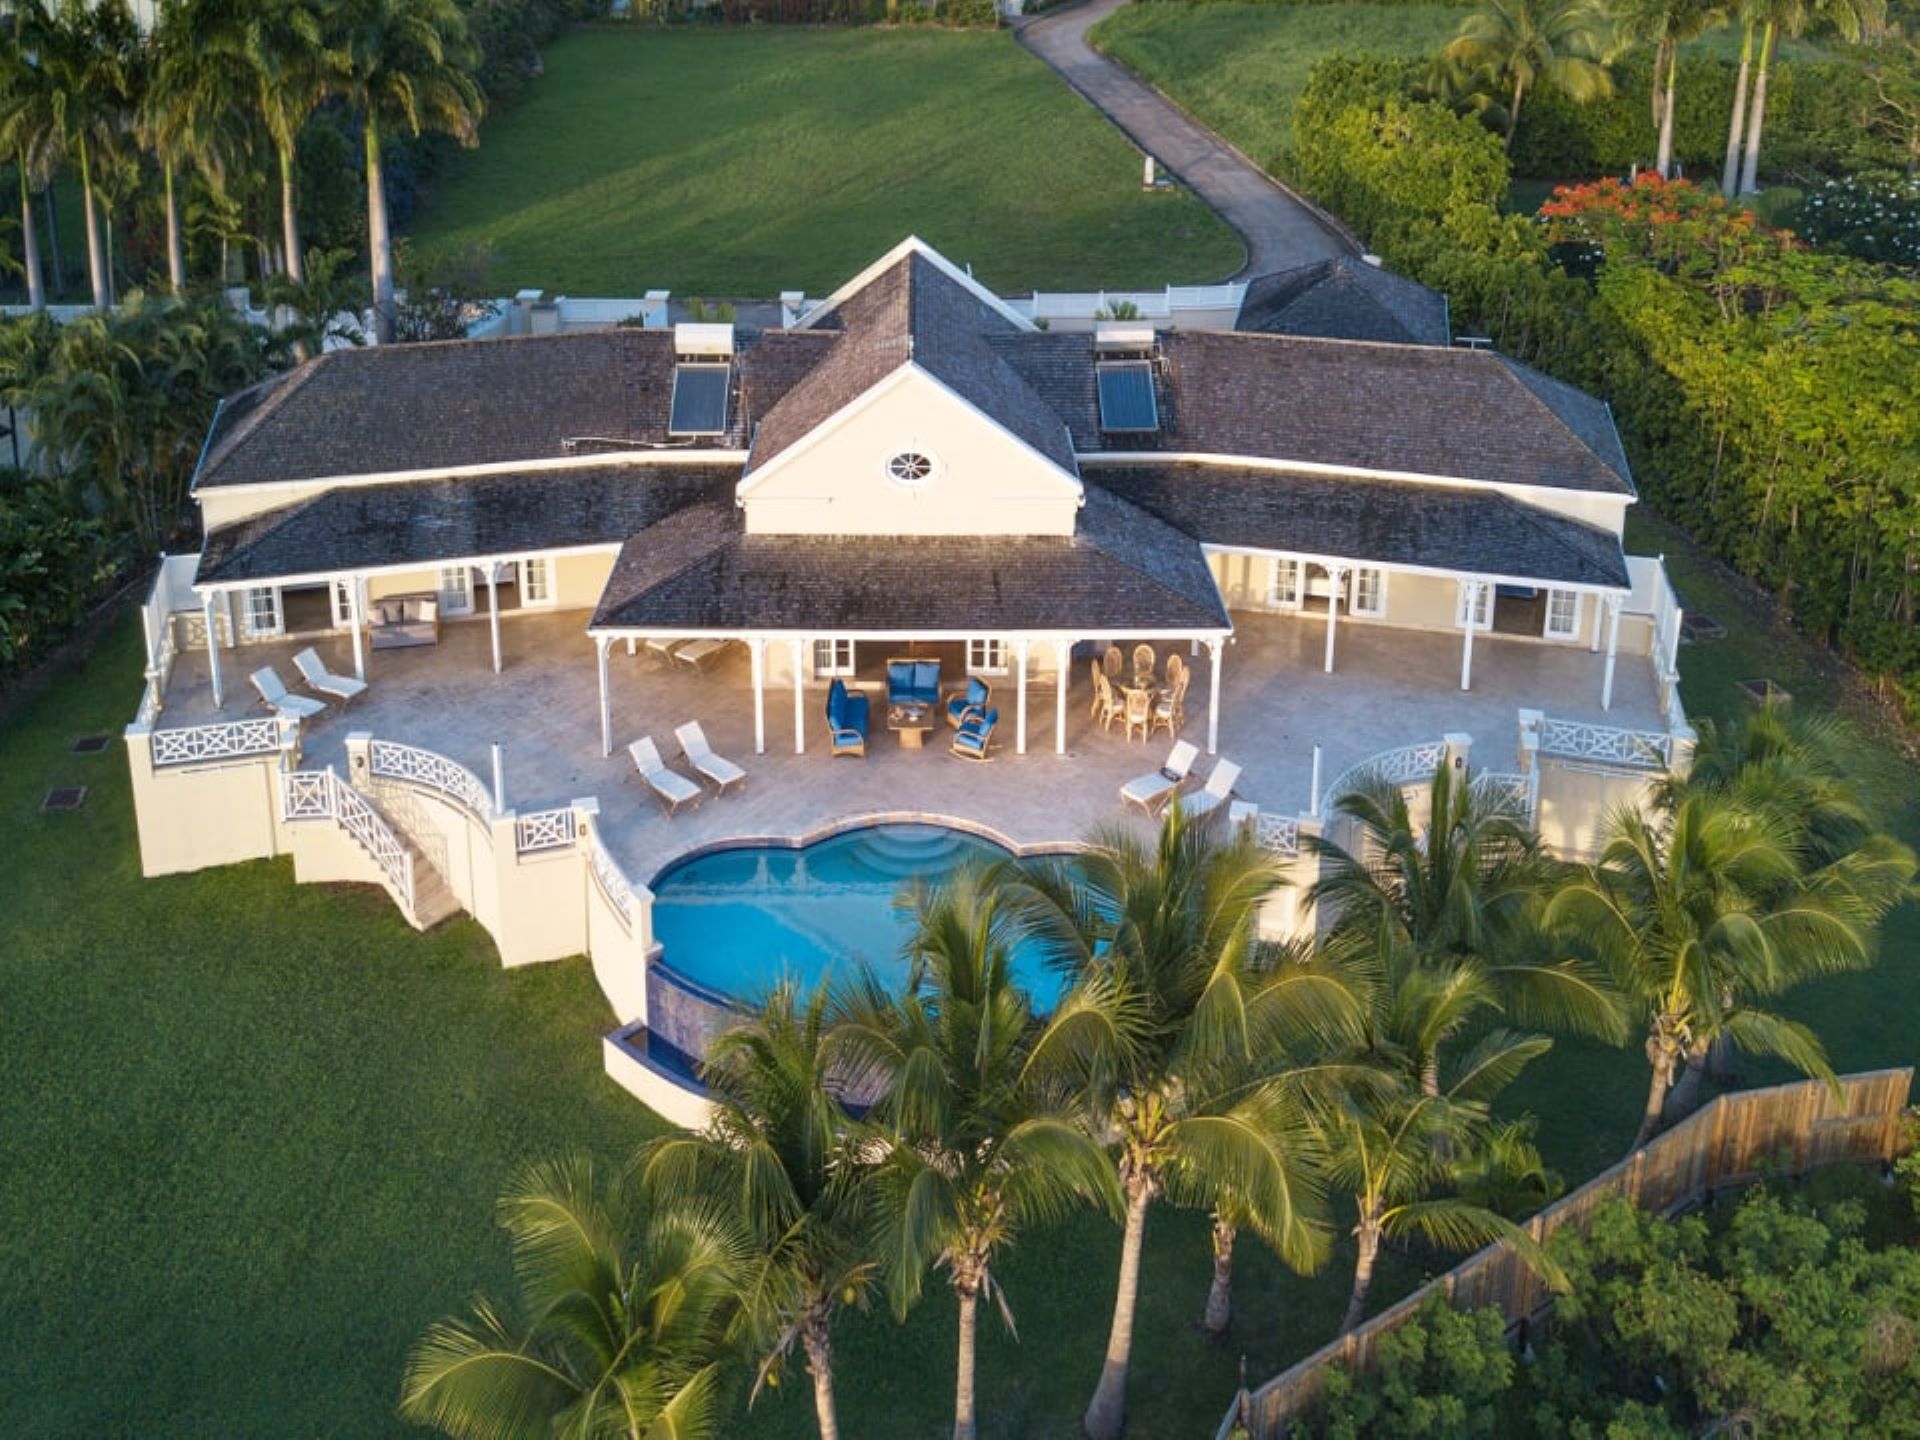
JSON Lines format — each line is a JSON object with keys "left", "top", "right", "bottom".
{"left": 154, "top": 607, "right": 1664, "bottom": 886}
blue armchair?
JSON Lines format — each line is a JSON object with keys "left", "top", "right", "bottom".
{"left": 945, "top": 676, "right": 992, "bottom": 729}
{"left": 827, "top": 679, "right": 869, "bottom": 758}
{"left": 950, "top": 706, "right": 999, "bottom": 761}
{"left": 887, "top": 658, "right": 942, "bottom": 710}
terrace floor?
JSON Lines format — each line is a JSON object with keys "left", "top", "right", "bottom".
{"left": 155, "top": 609, "right": 1664, "bottom": 885}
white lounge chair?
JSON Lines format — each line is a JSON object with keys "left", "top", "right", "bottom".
{"left": 673, "top": 637, "right": 731, "bottom": 669}
{"left": 1181, "top": 759, "right": 1243, "bottom": 821}
{"left": 250, "top": 666, "right": 326, "bottom": 720}
{"left": 293, "top": 647, "right": 367, "bottom": 704}
{"left": 1120, "top": 739, "right": 1199, "bottom": 815}
{"left": 645, "top": 637, "right": 689, "bottom": 664}
{"left": 628, "top": 737, "right": 703, "bottom": 815}
{"left": 674, "top": 721, "right": 746, "bottom": 795}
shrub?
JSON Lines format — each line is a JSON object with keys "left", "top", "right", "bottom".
{"left": 0, "top": 480, "right": 123, "bottom": 678}
{"left": 1305, "top": 1296, "right": 1514, "bottom": 1440}
{"left": 1790, "top": 172, "right": 1920, "bottom": 268}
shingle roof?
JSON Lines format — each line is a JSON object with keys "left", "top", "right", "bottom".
{"left": 591, "top": 484, "right": 1226, "bottom": 633}
{"left": 192, "top": 328, "right": 829, "bottom": 490}
{"left": 1237, "top": 258, "right": 1450, "bottom": 347}
{"left": 1087, "top": 464, "right": 1629, "bottom": 589}
{"left": 747, "top": 251, "right": 1076, "bottom": 476}
{"left": 195, "top": 465, "right": 740, "bottom": 585}
{"left": 997, "top": 330, "right": 1633, "bottom": 496}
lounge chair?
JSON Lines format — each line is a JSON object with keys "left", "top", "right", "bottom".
{"left": 945, "top": 676, "right": 991, "bottom": 729}
{"left": 1119, "top": 740, "right": 1199, "bottom": 814}
{"left": 674, "top": 721, "right": 746, "bottom": 795}
{"left": 827, "top": 679, "right": 869, "bottom": 758}
{"left": 1181, "top": 759, "right": 1243, "bottom": 821}
{"left": 292, "top": 647, "right": 366, "bottom": 705}
{"left": 250, "top": 665, "right": 326, "bottom": 720}
{"left": 645, "top": 637, "right": 689, "bottom": 664}
{"left": 950, "top": 706, "right": 999, "bottom": 761}
{"left": 628, "top": 737, "right": 703, "bottom": 815}
{"left": 673, "top": 637, "right": 732, "bottom": 669}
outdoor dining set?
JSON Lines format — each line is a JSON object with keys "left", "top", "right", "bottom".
{"left": 1088, "top": 643, "right": 1190, "bottom": 743}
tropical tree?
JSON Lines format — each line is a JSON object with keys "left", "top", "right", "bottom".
{"left": 327, "top": 0, "right": 482, "bottom": 343}
{"left": 1612, "top": 0, "right": 1728, "bottom": 178}
{"left": 1546, "top": 792, "right": 1911, "bottom": 1147}
{"left": 836, "top": 870, "right": 1118, "bottom": 1440}
{"left": 642, "top": 981, "right": 873, "bottom": 1440}
{"left": 1445, "top": 0, "right": 1616, "bottom": 148}
{"left": 400, "top": 1152, "right": 749, "bottom": 1440}
{"left": 1008, "top": 806, "right": 1363, "bottom": 1440}
{"left": 141, "top": 1, "right": 249, "bottom": 293}
{"left": 1734, "top": 0, "right": 1886, "bottom": 194}
{"left": 0, "top": 1, "right": 61, "bottom": 310}
{"left": 41, "top": 0, "right": 138, "bottom": 309}
{"left": 1721, "top": 0, "right": 1766, "bottom": 192}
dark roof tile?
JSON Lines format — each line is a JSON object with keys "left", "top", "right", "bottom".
{"left": 1237, "top": 257, "right": 1450, "bottom": 346}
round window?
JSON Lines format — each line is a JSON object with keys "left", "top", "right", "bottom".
{"left": 885, "top": 450, "right": 937, "bottom": 488}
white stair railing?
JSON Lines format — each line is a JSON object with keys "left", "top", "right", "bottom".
{"left": 367, "top": 739, "right": 495, "bottom": 820}
{"left": 281, "top": 767, "right": 415, "bottom": 915}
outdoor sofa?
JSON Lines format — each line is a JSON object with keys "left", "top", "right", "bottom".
{"left": 368, "top": 593, "right": 439, "bottom": 650}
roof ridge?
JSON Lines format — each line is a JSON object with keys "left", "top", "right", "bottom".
{"left": 1485, "top": 354, "right": 1629, "bottom": 486}
{"left": 1080, "top": 487, "right": 1227, "bottom": 622}
{"left": 200, "top": 358, "right": 331, "bottom": 478}
{"left": 1488, "top": 489, "right": 1621, "bottom": 571}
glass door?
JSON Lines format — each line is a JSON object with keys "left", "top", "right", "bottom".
{"left": 437, "top": 565, "right": 475, "bottom": 617}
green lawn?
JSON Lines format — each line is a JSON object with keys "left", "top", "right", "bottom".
{"left": 405, "top": 27, "right": 1243, "bottom": 298}
{"left": 4, "top": 501, "right": 1915, "bottom": 1437}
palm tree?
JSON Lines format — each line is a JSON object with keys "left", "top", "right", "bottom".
{"left": 0, "top": 2, "right": 58, "bottom": 310}
{"left": 141, "top": 3, "right": 229, "bottom": 293}
{"left": 1546, "top": 792, "right": 1908, "bottom": 1147}
{"left": 643, "top": 981, "right": 873, "bottom": 1440}
{"left": 400, "top": 1152, "right": 748, "bottom": 1440}
{"left": 1735, "top": 0, "right": 1885, "bottom": 194}
{"left": 327, "top": 0, "right": 481, "bottom": 343}
{"left": 1612, "top": 0, "right": 1727, "bottom": 178}
{"left": 1445, "top": 0, "right": 1616, "bottom": 148}
{"left": 1009, "top": 806, "right": 1362, "bottom": 1440}
{"left": 837, "top": 870, "right": 1119, "bottom": 1440}
{"left": 41, "top": 0, "right": 137, "bottom": 309}
{"left": 1721, "top": 0, "right": 1764, "bottom": 191}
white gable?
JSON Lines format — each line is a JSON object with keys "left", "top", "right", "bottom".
{"left": 797, "top": 236, "right": 1036, "bottom": 334}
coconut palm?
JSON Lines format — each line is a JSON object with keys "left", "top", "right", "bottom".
{"left": 40, "top": 0, "right": 138, "bottom": 309}
{"left": 400, "top": 1151, "right": 748, "bottom": 1440}
{"left": 1546, "top": 792, "right": 1908, "bottom": 1148}
{"left": 1445, "top": 0, "right": 1616, "bottom": 148}
{"left": 1611, "top": 0, "right": 1728, "bottom": 177}
{"left": 0, "top": 2, "right": 62, "bottom": 310}
{"left": 642, "top": 981, "right": 873, "bottom": 1440}
{"left": 1734, "top": 0, "right": 1885, "bottom": 193}
{"left": 836, "top": 870, "right": 1118, "bottom": 1440}
{"left": 1007, "top": 805, "right": 1363, "bottom": 1440}
{"left": 327, "top": 0, "right": 481, "bottom": 343}
{"left": 141, "top": 2, "right": 246, "bottom": 293}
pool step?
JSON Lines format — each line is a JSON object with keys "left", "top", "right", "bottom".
{"left": 849, "top": 825, "right": 980, "bottom": 881}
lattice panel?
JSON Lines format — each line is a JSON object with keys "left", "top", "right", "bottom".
{"left": 151, "top": 717, "right": 284, "bottom": 767}
{"left": 368, "top": 739, "right": 494, "bottom": 819}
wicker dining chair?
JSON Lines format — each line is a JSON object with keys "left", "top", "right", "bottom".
{"left": 1089, "top": 657, "right": 1107, "bottom": 720}
{"left": 1151, "top": 667, "right": 1190, "bottom": 739}
{"left": 1103, "top": 645, "right": 1123, "bottom": 678}
{"left": 1095, "top": 669, "right": 1125, "bottom": 732}
{"left": 1132, "top": 642, "right": 1156, "bottom": 680}
{"left": 1161, "top": 652, "right": 1186, "bottom": 695}
{"left": 1123, "top": 684, "right": 1153, "bottom": 743}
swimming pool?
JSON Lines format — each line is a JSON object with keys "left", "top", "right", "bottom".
{"left": 649, "top": 824, "right": 1068, "bottom": 1012}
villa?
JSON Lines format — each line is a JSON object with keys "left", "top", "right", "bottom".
{"left": 124, "top": 238, "right": 1689, "bottom": 1122}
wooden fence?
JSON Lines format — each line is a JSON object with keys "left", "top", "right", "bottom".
{"left": 1217, "top": 1068, "right": 1914, "bottom": 1439}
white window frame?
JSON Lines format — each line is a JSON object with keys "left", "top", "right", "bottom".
{"left": 1268, "top": 557, "right": 1302, "bottom": 610}
{"left": 438, "top": 565, "right": 475, "bottom": 617}
{"left": 1544, "top": 588, "right": 1582, "bottom": 640}
{"left": 1456, "top": 581, "right": 1492, "bottom": 631}
{"left": 1351, "top": 567, "right": 1387, "bottom": 619}
{"left": 241, "top": 585, "right": 283, "bottom": 639}
{"left": 966, "top": 638, "right": 1009, "bottom": 677}
{"left": 520, "top": 556, "right": 555, "bottom": 607}
{"left": 330, "top": 579, "right": 355, "bottom": 629}
{"left": 811, "top": 637, "right": 854, "bottom": 678}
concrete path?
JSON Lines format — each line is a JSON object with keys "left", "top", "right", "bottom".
{"left": 1016, "top": 0, "right": 1354, "bottom": 279}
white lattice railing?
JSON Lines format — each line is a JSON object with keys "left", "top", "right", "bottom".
{"left": 150, "top": 716, "right": 288, "bottom": 767}
{"left": 1253, "top": 813, "right": 1301, "bottom": 858}
{"left": 368, "top": 739, "right": 494, "bottom": 820}
{"left": 588, "top": 832, "right": 636, "bottom": 928}
{"left": 514, "top": 806, "right": 579, "bottom": 855}
{"left": 1323, "top": 739, "right": 1449, "bottom": 809}
{"left": 281, "top": 767, "right": 414, "bottom": 913}
{"left": 1474, "top": 770, "right": 1537, "bottom": 821}
{"left": 1536, "top": 717, "right": 1670, "bottom": 770}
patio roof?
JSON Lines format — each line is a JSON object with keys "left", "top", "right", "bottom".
{"left": 591, "top": 485, "right": 1229, "bottom": 635}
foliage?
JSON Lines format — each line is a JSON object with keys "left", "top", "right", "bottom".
{"left": 0, "top": 477, "right": 121, "bottom": 676}
{"left": 1305, "top": 1295, "right": 1513, "bottom": 1440}
{"left": 1441, "top": 0, "right": 1614, "bottom": 148}
{"left": 1789, "top": 170, "right": 1920, "bottom": 265}
{"left": 388, "top": 237, "right": 501, "bottom": 341}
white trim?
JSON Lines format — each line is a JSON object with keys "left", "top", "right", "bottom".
{"left": 1200, "top": 542, "right": 1628, "bottom": 600}
{"left": 593, "top": 624, "right": 1231, "bottom": 644}
{"left": 1085, "top": 450, "right": 1635, "bottom": 510}
{"left": 195, "top": 447, "right": 748, "bottom": 502}
{"left": 1544, "top": 587, "right": 1582, "bottom": 640}
{"left": 437, "top": 565, "right": 476, "bottom": 617}
{"left": 241, "top": 584, "right": 284, "bottom": 639}
{"left": 519, "top": 555, "right": 556, "bottom": 608}
{"left": 196, "top": 540, "right": 622, "bottom": 598}
{"left": 1455, "top": 578, "right": 1493, "bottom": 631}
{"left": 794, "top": 235, "right": 1036, "bottom": 334}
{"left": 1350, "top": 566, "right": 1387, "bottom": 619}
{"left": 966, "top": 637, "right": 1010, "bottom": 677}
{"left": 810, "top": 636, "right": 855, "bottom": 678}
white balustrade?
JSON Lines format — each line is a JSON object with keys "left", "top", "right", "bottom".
{"left": 514, "top": 806, "right": 579, "bottom": 855}
{"left": 1322, "top": 739, "right": 1449, "bottom": 808}
{"left": 1536, "top": 717, "right": 1670, "bottom": 770}
{"left": 1473, "top": 770, "right": 1535, "bottom": 821}
{"left": 1253, "top": 814, "right": 1301, "bottom": 857}
{"left": 587, "top": 832, "right": 636, "bottom": 927}
{"left": 280, "top": 767, "right": 414, "bottom": 912}
{"left": 150, "top": 716, "right": 286, "bottom": 767}
{"left": 367, "top": 739, "right": 495, "bottom": 820}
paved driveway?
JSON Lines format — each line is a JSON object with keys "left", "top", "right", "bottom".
{"left": 1016, "top": 0, "right": 1354, "bottom": 278}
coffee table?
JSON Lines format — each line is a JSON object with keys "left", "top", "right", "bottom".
{"left": 887, "top": 702, "right": 935, "bottom": 749}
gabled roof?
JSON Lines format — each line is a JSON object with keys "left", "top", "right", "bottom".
{"left": 744, "top": 248, "right": 1076, "bottom": 478}
{"left": 195, "top": 465, "right": 739, "bottom": 585}
{"left": 1087, "top": 463, "right": 1629, "bottom": 589}
{"left": 1237, "top": 257, "right": 1449, "bottom": 347}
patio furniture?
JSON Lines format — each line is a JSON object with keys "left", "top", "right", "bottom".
{"left": 950, "top": 707, "right": 999, "bottom": 761}
{"left": 827, "top": 679, "right": 869, "bottom": 758}
{"left": 1151, "top": 665, "right": 1190, "bottom": 740}
{"left": 645, "top": 637, "right": 690, "bottom": 665}
{"left": 1088, "top": 659, "right": 1106, "bottom": 720}
{"left": 945, "top": 676, "right": 991, "bottom": 729}
{"left": 368, "top": 593, "right": 439, "bottom": 650}
{"left": 1119, "top": 739, "right": 1199, "bottom": 814}
{"left": 673, "top": 637, "right": 734, "bottom": 670}
{"left": 292, "top": 647, "right": 367, "bottom": 705}
{"left": 249, "top": 665, "right": 326, "bottom": 720}
{"left": 1122, "top": 684, "right": 1152, "bottom": 743}
{"left": 1102, "top": 645, "right": 1123, "bottom": 678}
{"left": 674, "top": 721, "right": 746, "bottom": 795}
{"left": 1131, "top": 643, "right": 1156, "bottom": 683}
{"left": 628, "top": 737, "right": 703, "bottom": 815}
{"left": 887, "top": 657, "right": 942, "bottom": 709}
{"left": 1182, "top": 759, "right": 1243, "bottom": 821}
{"left": 1093, "top": 668, "right": 1124, "bottom": 732}
{"left": 888, "top": 704, "right": 936, "bottom": 749}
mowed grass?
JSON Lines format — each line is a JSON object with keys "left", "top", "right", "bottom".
{"left": 4, "top": 500, "right": 1915, "bottom": 1437}
{"left": 406, "top": 26, "right": 1243, "bottom": 297}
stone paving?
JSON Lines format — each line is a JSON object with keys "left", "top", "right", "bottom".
{"left": 155, "top": 608, "right": 1665, "bottom": 887}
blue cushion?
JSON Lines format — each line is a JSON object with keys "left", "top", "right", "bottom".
{"left": 843, "top": 692, "right": 870, "bottom": 732}
{"left": 967, "top": 676, "right": 990, "bottom": 707}
{"left": 914, "top": 661, "right": 942, "bottom": 703}
{"left": 827, "top": 679, "right": 847, "bottom": 728}
{"left": 887, "top": 661, "right": 915, "bottom": 701}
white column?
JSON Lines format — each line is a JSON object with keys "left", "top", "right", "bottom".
{"left": 1206, "top": 636, "right": 1224, "bottom": 755}
{"left": 202, "top": 592, "right": 225, "bottom": 708}
{"left": 1322, "top": 564, "right": 1348, "bottom": 674}
{"left": 1014, "top": 637, "right": 1029, "bottom": 755}
{"left": 1055, "top": 637, "right": 1071, "bottom": 755}
{"left": 1602, "top": 596, "right": 1622, "bottom": 710}
{"left": 490, "top": 743, "right": 506, "bottom": 814}
{"left": 595, "top": 634, "right": 613, "bottom": 758}
{"left": 1458, "top": 578, "right": 1481, "bottom": 692}
{"left": 486, "top": 564, "right": 502, "bottom": 675}
{"left": 347, "top": 575, "right": 366, "bottom": 681}
{"left": 791, "top": 638, "right": 806, "bottom": 755}
{"left": 750, "top": 636, "right": 767, "bottom": 756}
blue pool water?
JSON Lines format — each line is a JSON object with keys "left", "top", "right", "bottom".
{"left": 650, "top": 824, "right": 1067, "bottom": 1012}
